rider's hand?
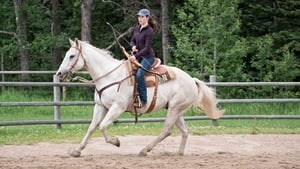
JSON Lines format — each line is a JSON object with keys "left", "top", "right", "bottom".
{"left": 132, "top": 46, "right": 138, "bottom": 53}
{"left": 129, "top": 55, "right": 136, "bottom": 62}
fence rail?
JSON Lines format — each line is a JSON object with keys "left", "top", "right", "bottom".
{"left": 1, "top": 98, "right": 300, "bottom": 107}
{"left": 2, "top": 81, "right": 300, "bottom": 87}
{"left": 1, "top": 115, "right": 300, "bottom": 127}
{"left": 1, "top": 71, "right": 299, "bottom": 127}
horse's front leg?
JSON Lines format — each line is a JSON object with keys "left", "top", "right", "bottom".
{"left": 99, "top": 104, "right": 125, "bottom": 147}
{"left": 69, "top": 104, "right": 107, "bottom": 157}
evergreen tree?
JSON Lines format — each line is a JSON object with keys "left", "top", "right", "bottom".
{"left": 170, "top": 0, "right": 247, "bottom": 82}
{"left": 239, "top": 0, "right": 300, "bottom": 82}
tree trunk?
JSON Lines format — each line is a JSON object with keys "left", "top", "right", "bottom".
{"left": 161, "top": 0, "right": 170, "bottom": 64}
{"left": 272, "top": 0, "right": 278, "bottom": 32}
{"left": 81, "top": 0, "right": 95, "bottom": 42}
{"left": 14, "top": 0, "right": 29, "bottom": 81}
{"left": 51, "top": 0, "right": 62, "bottom": 68}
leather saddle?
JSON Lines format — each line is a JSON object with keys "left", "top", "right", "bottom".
{"left": 127, "top": 58, "right": 176, "bottom": 87}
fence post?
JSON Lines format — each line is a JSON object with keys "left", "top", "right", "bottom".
{"left": 53, "top": 75, "right": 62, "bottom": 129}
{"left": 1, "top": 53, "right": 4, "bottom": 92}
{"left": 209, "top": 75, "right": 219, "bottom": 126}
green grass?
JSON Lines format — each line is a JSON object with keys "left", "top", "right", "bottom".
{"left": 0, "top": 88, "right": 300, "bottom": 145}
{"left": 1, "top": 119, "right": 299, "bottom": 145}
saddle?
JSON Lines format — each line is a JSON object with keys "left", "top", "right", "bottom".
{"left": 126, "top": 58, "right": 176, "bottom": 114}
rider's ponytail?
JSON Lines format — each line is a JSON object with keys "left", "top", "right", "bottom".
{"left": 149, "top": 17, "right": 158, "bottom": 32}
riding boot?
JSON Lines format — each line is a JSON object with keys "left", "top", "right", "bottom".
{"left": 133, "top": 82, "right": 142, "bottom": 108}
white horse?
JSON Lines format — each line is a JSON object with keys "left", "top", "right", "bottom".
{"left": 56, "top": 39, "right": 224, "bottom": 157}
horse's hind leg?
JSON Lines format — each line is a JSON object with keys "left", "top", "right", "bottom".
{"left": 139, "top": 108, "right": 182, "bottom": 156}
{"left": 69, "top": 104, "right": 107, "bottom": 157}
{"left": 175, "top": 116, "right": 189, "bottom": 155}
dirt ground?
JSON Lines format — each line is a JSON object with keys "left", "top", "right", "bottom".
{"left": 0, "top": 135, "right": 299, "bottom": 169}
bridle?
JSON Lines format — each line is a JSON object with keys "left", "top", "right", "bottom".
{"left": 69, "top": 45, "right": 86, "bottom": 74}
{"left": 59, "top": 44, "right": 85, "bottom": 81}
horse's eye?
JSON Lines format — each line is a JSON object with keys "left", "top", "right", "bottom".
{"left": 69, "top": 55, "right": 75, "bottom": 59}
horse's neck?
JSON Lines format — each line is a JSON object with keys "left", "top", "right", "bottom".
{"left": 82, "top": 44, "right": 126, "bottom": 85}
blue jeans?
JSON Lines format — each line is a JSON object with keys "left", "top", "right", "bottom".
{"left": 136, "top": 56, "right": 154, "bottom": 104}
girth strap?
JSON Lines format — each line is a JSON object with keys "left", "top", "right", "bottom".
{"left": 145, "top": 76, "right": 159, "bottom": 113}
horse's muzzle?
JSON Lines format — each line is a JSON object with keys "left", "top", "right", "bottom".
{"left": 56, "top": 71, "right": 62, "bottom": 76}
{"left": 56, "top": 71, "right": 71, "bottom": 80}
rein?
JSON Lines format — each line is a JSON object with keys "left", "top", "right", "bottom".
{"left": 91, "top": 61, "right": 126, "bottom": 83}
{"left": 72, "top": 61, "right": 126, "bottom": 83}
{"left": 70, "top": 43, "right": 126, "bottom": 84}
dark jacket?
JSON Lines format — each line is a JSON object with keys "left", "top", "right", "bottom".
{"left": 130, "top": 24, "right": 155, "bottom": 61}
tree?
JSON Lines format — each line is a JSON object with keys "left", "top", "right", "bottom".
{"left": 51, "top": 0, "right": 62, "bottom": 67}
{"left": 14, "top": 0, "right": 29, "bottom": 81}
{"left": 171, "top": 0, "right": 246, "bottom": 81}
{"left": 161, "top": 0, "right": 170, "bottom": 64}
{"left": 81, "top": 0, "right": 95, "bottom": 42}
{"left": 239, "top": 0, "right": 300, "bottom": 82}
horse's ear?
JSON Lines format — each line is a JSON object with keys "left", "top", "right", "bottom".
{"left": 75, "top": 38, "right": 79, "bottom": 47}
{"left": 69, "top": 38, "right": 74, "bottom": 45}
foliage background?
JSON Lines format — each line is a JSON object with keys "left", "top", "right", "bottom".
{"left": 0, "top": 0, "right": 299, "bottom": 98}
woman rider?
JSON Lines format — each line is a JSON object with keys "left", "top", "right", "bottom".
{"left": 129, "top": 8, "right": 158, "bottom": 107}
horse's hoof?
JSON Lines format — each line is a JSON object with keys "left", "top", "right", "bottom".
{"left": 69, "top": 150, "right": 81, "bottom": 157}
{"left": 138, "top": 150, "right": 147, "bottom": 157}
{"left": 111, "top": 137, "right": 120, "bottom": 147}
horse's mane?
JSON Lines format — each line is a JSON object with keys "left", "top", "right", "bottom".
{"left": 79, "top": 40, "right": 115, "bottom": 59}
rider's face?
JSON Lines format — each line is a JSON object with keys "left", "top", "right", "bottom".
{"left": 138, "top": 16, "right": 149, "bottom": 26}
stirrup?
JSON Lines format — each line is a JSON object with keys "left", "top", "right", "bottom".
{"left": 133, "top": 94, "right": 142, "bottom": 108}
{"left": 133, "top": 102, "right": 142, "bottom": 108}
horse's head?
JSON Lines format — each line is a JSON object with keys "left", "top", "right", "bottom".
{"left": 56, "top": 39, "right": 86, "bottom": 80}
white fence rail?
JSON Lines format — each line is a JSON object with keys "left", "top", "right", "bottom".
{"left": 1, "top": 71, "right": 300, "bottom": 128}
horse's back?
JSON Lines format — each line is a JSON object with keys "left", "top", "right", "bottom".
{"left": 158, "top": 65, "right": 199, "bottom": 101}
{"left": 165, "top": 65, "right": 196, "bottom": 84}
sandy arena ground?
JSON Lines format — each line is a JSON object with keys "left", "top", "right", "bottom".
{"left": 0, "top": 135, "right": 299, "bottom": 169}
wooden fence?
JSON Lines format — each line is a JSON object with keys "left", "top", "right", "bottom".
{"left": 1, "top": 71, "right": 300, "bottom": 128}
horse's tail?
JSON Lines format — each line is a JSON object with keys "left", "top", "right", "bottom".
{"left": 193, "top": 78, "right": 225, "bottom": 119}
